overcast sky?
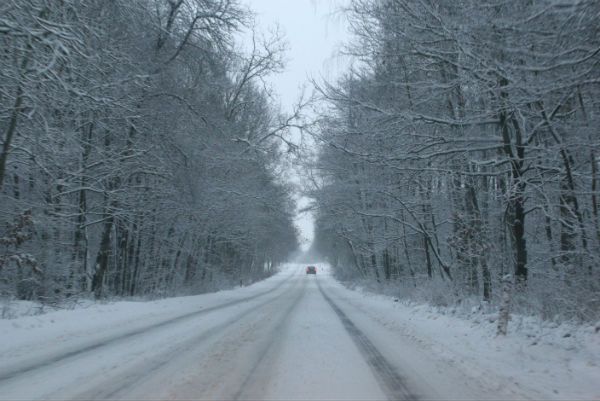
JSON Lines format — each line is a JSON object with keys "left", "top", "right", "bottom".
{"left": 242, "top": 0, "right": 348, "bottom": 105}
{"left": 241, "top": 0, "right": 350, "bottom": 251}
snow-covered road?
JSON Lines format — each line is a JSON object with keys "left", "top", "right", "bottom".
{"left": 0, "top": 266, "right": 391, "bottom": 400}
{"left": 1, "top": 264, "right": 598, "bottom": 400}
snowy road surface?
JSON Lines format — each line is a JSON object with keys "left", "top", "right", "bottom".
{"left": 1, "top": 264, "right": 598, "bottom": 400}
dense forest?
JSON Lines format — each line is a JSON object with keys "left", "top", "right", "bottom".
{"left": 308, "top": 0, "right": 600, "bottom": 324}
{"left": 0, "top": 0, "right": 299, "bottom": 302}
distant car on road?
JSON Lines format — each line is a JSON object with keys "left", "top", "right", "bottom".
{"left": 306, "top": 265, "right": 317, "bottom": 275}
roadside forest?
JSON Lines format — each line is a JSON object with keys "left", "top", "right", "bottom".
{"left": 0, "top": 0, "right": 299, "bottom": 302}
{"left": 309, "top": 0, "right": 600, "bottom": 323}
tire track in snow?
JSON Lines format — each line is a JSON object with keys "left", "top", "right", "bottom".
{"left": 317, "top": 278, "right": 417, "bottom": 401}
{"left": 231, "top": 276, "right": 307, "bottom": 400}
{"left": 75, "top": 275, "right": 307, "bottom": 400}
{"left": 0, "top": 271, "right": 297, "bottom": 384}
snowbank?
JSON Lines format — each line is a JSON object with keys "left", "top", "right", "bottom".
{"left": 0, "top": 269, "right": 295, "bottom": 369}
{"left": 322, "top": 263, "right": 600, "bottom": 400}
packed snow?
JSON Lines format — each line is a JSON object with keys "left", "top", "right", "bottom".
{"left": 1, "top": 263, "right": 598, "bottom": 400}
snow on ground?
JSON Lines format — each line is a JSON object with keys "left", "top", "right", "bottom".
{"left": 318, "top": 263, "right": 600, "bottom": 400}
{"left": 1, "top": 262, "right": 598, "bottom": 400}
{"left": 0, "top": 265, "right": 389, "bottom": 400}
{"left": 130, "top": 271, "right": 388, "bottom": 401}
{"left": 0, "top": 267, "right": 297, "bottom": 373}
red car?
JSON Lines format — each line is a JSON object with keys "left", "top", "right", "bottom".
{"left": 306, "top": 266, "right": 317, "bottom": 274}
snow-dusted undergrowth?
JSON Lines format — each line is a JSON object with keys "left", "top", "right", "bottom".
{"left": 331, "top": 271, "right": 600, "bottom": 400}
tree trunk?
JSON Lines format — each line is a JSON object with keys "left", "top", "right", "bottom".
{"left": 91, "top": 216, "right": 114, "bottom": 298}
{"left": 592, "top": 150, "right": 600, "bottom": 246}
{"left": 0, "top": 47, "right": 32, "bottom": 191}
{"left": 498, "top": 82, "right": 528, "bottom": 284}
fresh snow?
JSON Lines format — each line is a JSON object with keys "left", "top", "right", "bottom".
{"left": 1, "top": 263, "right": 598, "bottom": 400}
{"left": 322, "top": 266, "right": 600, "bottom": 400}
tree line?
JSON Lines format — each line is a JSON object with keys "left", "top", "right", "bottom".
{"left": 0, "top": 0, "right": 298, "bottom": 302}
{"left": 308, "top": 0, "right": 599, "bottom": 323}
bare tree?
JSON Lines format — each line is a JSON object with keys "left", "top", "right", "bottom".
{"left": 307, "top": 0, "right": 600, "bottom": 326}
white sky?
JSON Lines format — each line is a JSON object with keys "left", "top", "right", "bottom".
{"left": 242, "top": 0, "right": 348, "bottom": 105}
{"left": 241, "top": 0, "right": 350, "bottom": 251}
